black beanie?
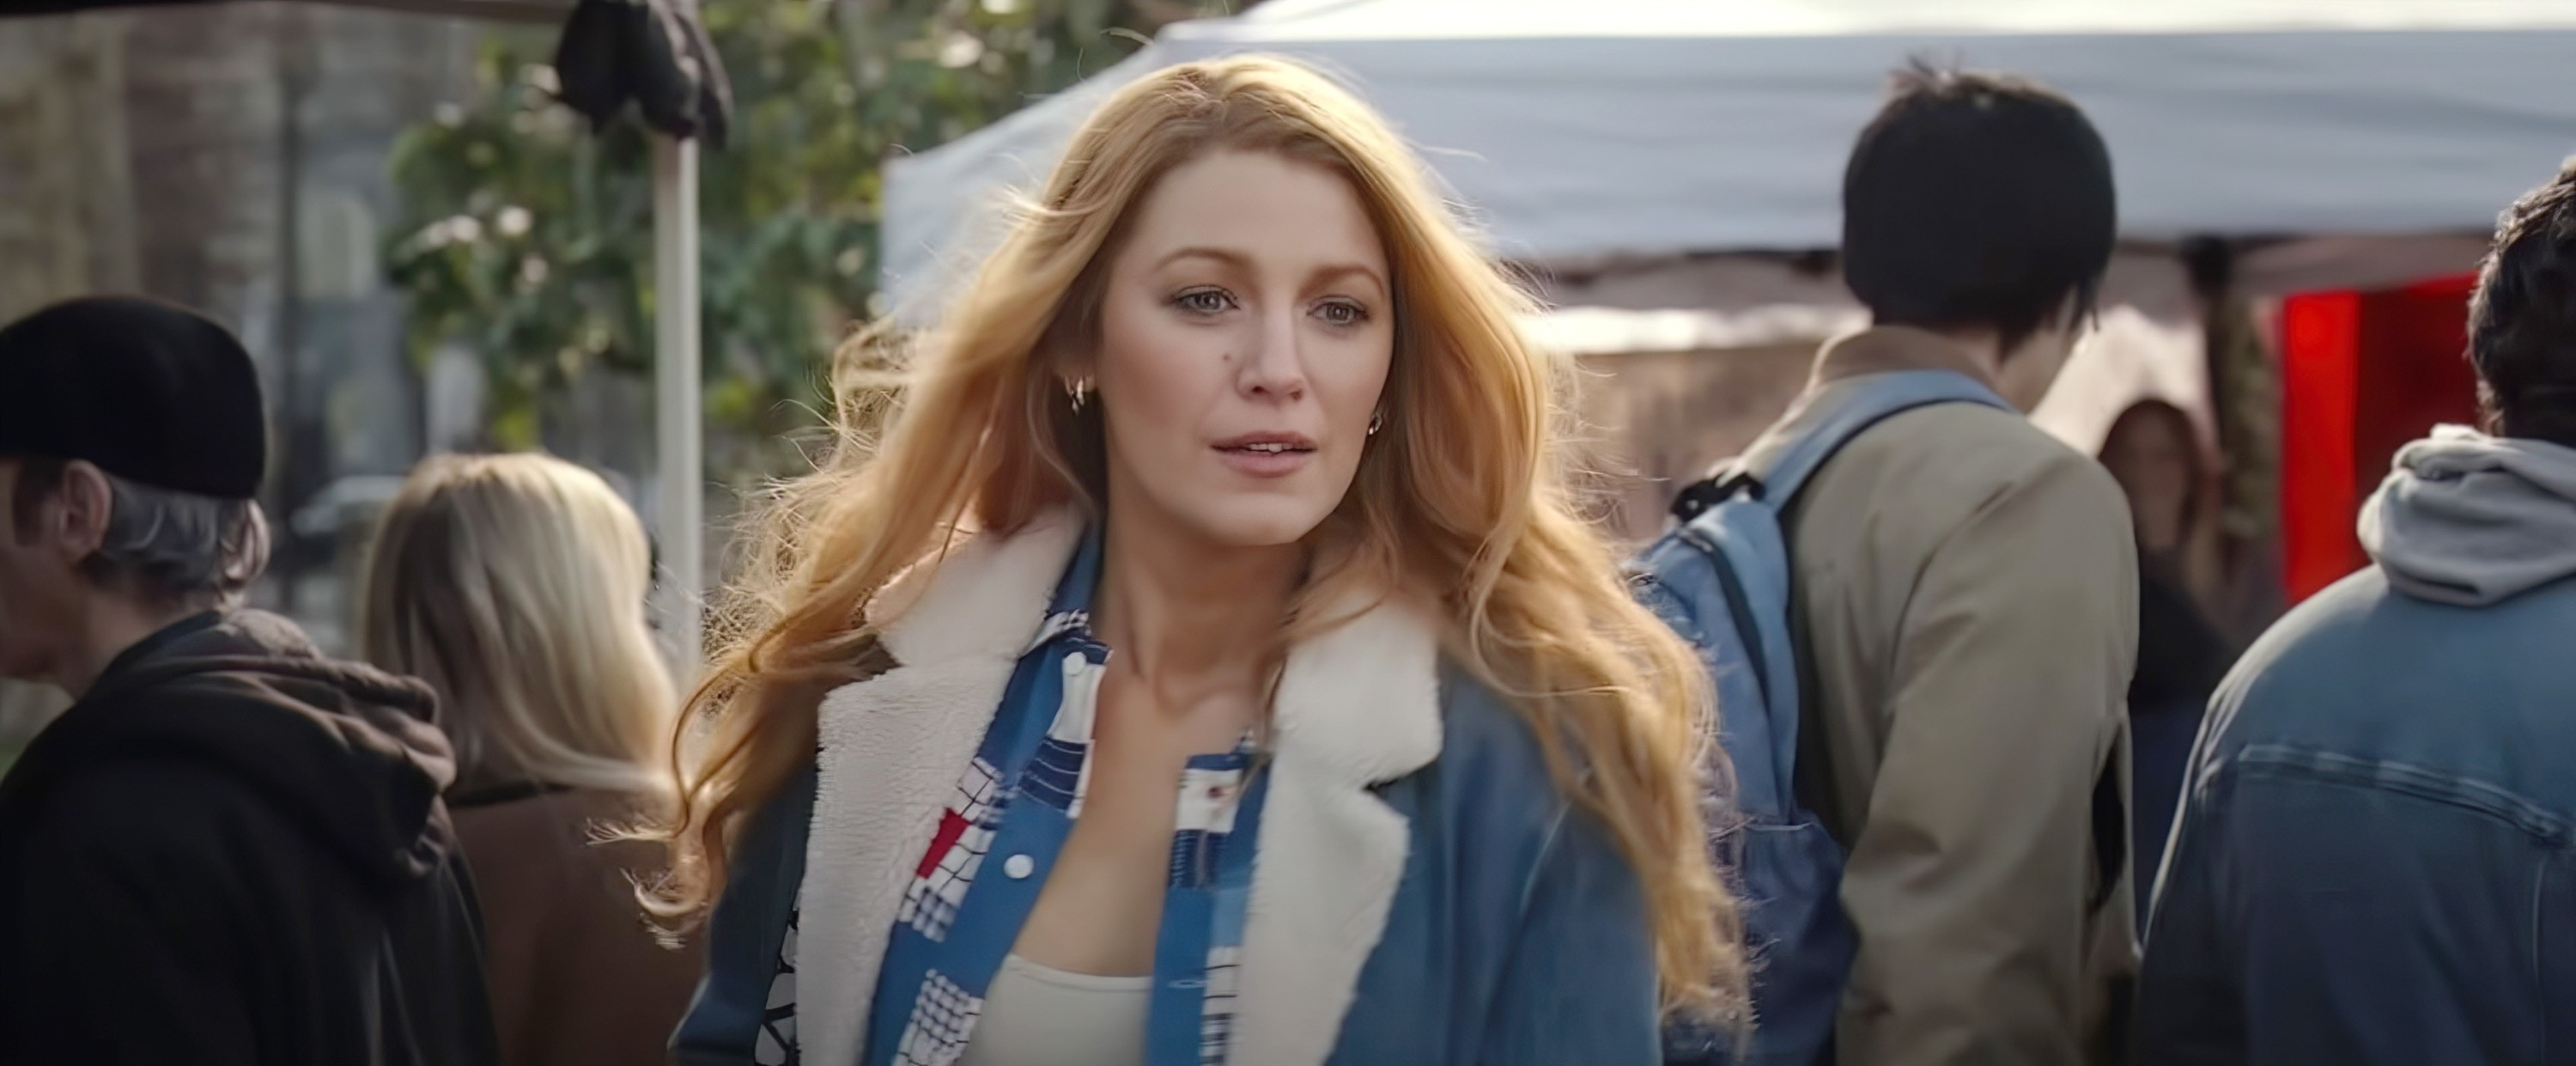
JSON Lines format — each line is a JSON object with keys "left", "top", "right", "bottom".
{"left": 0, "top": 295, "right": 269, "bottom": 500}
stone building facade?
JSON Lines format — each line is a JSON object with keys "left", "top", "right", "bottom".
{"left": 0, "top": 6, "right": 479, "bottom": 749}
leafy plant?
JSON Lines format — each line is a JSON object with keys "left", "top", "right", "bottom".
{"left": 386, "top": 0, "right": 1238, "bottom": 480}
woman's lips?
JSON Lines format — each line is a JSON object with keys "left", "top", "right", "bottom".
{"left": 1212, "top": 437, "right": 1315, "bottom": 478}
{"left": 1216, "top": 440, "right": 1319, "bottom": 476}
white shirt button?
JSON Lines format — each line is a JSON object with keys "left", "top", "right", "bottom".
{"left": 1003, "top": 854, "right": 1035, "bottom": 880}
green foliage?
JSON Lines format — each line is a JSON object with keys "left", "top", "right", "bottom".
{"left": 386, "top": 0, "right": 1230, "bottom": 474}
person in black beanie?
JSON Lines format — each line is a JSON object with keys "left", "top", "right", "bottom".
{"left": 0, "top": 295, "right": 500, "bottom": 1065}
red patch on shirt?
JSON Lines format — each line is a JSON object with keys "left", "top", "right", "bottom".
{"left": 918, "top": 809, "right": 969, "bottom": 878}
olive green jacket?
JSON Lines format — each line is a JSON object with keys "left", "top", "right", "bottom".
{"left": 1746, "top": 326, "right": 2140, "bottom": 1066}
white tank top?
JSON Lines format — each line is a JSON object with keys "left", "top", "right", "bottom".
{"left": 956, "top": 953, "right": 1152, "bottom": 1066}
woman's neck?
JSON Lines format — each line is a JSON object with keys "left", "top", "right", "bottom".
{"left": 1090, "top": 513, "right": 1301, "bottom": 700}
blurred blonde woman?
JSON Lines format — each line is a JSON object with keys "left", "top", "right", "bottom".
{"left": 360, "top": 453, "right": 702, "bottom": 1066}
{"left": 659, "top": 56, "right": 1747, "bottom": 1066}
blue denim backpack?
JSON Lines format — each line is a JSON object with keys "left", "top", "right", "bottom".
{"left": 1634, "top": 370, "right": 2011, "bottom": 1065}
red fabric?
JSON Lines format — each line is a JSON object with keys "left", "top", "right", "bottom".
{"left": 2354, "top": 276, "right": 2482, "bottom": 501}
{"left": 919, "top": 809, "right": 969, "bottom": 879}
{"left": 2280, "top": 291, "right": 2361, "bottom": 604}
{"left": 2275, "top": 275, "right": 2481, "bottom": 605}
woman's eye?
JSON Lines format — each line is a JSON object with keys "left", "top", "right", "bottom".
{"left": 1315, "top": 300, "right": 1370, "bottom": 326}
{"left": 1173, "top": 288, "right": 1235, "bottom": 314}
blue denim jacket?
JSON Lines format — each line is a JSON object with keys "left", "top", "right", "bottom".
{"left": 673, "top": 670, "right": 1666, "bottom": 1066}
{"left": 2137, "top": 567, "right": 2576, "bottom": 1064}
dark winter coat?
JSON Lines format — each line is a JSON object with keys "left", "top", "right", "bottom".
{"left": 0, "top": 610, "right": 500, "bottom": 1065}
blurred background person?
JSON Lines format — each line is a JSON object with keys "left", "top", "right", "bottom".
{"left": 2096, "top": 399, "right": 2235, "bottom": 907}
{"left": 2139, "top": 161, "right": 2576, "bottom": 1066}
{"left": 1705, "top": 64, "right": 2136, "bottom": 1066}
{"left": 359, "top": 452, "right": 699, "bottom": 1066}
{"left": 0, "top": 295, "right": 496, "bottom": 1065}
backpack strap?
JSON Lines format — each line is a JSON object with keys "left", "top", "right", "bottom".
{"left": 1658, "top": 370, "right": 2012, "bottom": 812}
{"left": 1670, "top": 370, "right": 2012, "bottom": 522}
{"left": 1746, "top": 369, "right": 2014, "bottom": 508}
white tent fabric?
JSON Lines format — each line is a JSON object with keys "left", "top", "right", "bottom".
{"left": 881, "top": 0, "right": 2576, "bottom": 318}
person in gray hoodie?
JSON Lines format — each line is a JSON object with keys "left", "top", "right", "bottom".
{"left": 2135, "top": 162, "right": 2576, "bottom": 1065}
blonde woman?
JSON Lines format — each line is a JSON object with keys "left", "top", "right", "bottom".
{"left": 661, "top": 56, "right": 1747, "bottom": 1066}
{"left": 360, "top": 453, "right": 702, "bottom": 1066}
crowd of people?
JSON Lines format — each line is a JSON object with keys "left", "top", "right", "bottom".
{"left": 0, "top": 51, "right": 2570, "bottom": 1066}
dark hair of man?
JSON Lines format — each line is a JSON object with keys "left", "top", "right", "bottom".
{"left": 2468, "top": 161, "right": 2576, "bottom": 449}
{"left": 1841, "top": 59, "right": 2118, "bottom": 355}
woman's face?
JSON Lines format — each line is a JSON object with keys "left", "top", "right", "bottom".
{"left": 2100, "top": 406, "right": 2196, "bottom": 554}
{"left": 1087, "top": 149, "right": 1396, "bottom": 550}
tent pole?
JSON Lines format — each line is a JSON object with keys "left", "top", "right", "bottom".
{"left": 653, "top": 135, "right": 703, "bottom": 678}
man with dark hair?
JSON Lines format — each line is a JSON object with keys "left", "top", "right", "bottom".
{"left": 2138, "top": 163, "right": 2576, "bottom": 1063}
{"left": 1728, "top": 64, "right": 2138, "bottom": 1064}
{"left": 0, "top": 296, "right": 498, "bottom": 1064}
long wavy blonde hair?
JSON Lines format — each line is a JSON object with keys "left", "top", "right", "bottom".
{"left": 656, "top": 55, "right": 1745, "bottom": 1018}
{"left": 359, "top": 453, "right": 676, "bottom": 799}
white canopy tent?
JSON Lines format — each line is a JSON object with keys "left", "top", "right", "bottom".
{"left": 881, "top": 0, "right": 2576, "bottom": 319}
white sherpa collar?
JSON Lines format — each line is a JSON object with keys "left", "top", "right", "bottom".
{"left": 796, "top": 509, "right": 1443, "bottom": 1066}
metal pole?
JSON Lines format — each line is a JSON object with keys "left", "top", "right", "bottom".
{"left": 653, "top": 136, "right": 703, "bottom": 678}
{"left": 274, "top": 9, "right": 315, "bottom": 615}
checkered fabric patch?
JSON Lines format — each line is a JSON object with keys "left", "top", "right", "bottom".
{"left": 1199, "top": 944, "right": 1242, "bottom": 1066}
{"left": 890, "top": 971, "right": 985, "bottom": 1066}
{"left": 898, "top": 758, "right": 1004, "bottom": 941}
{"left": 1022, "top": 651, "right": 1106, "bottom": 814}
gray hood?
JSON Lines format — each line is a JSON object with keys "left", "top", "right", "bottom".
{"left": 2359, "top": 424, "right": 2576, "bottom": 606}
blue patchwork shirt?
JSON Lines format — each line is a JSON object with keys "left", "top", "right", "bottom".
{"left": 754, "top": 530, "right": 1269, "bottom": 1066}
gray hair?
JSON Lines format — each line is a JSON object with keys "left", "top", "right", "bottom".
{"left": 82, "top": 472, "right": 271, "bottom": 606}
